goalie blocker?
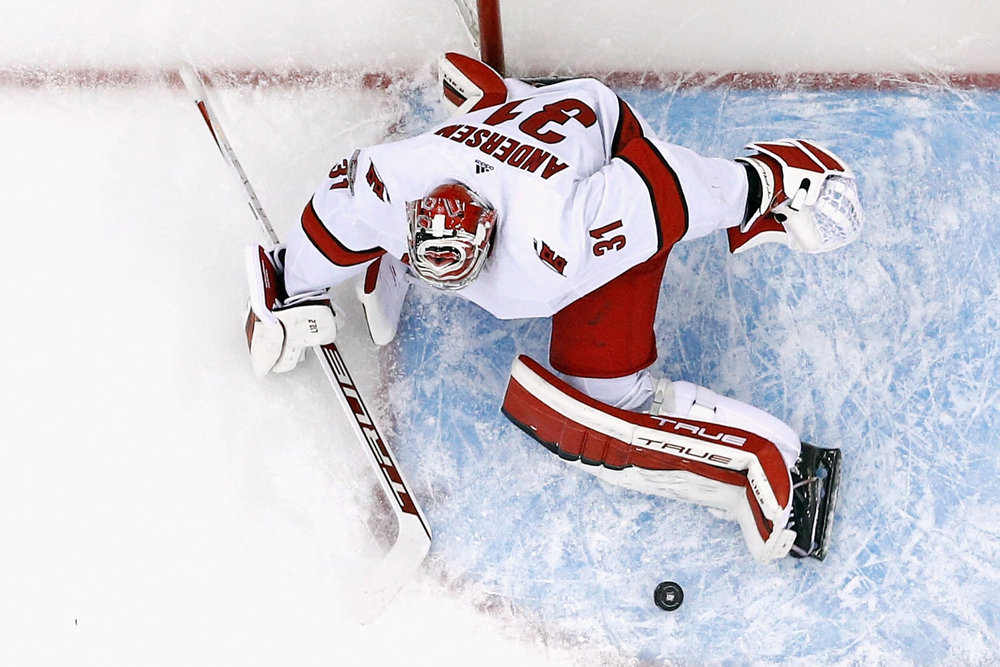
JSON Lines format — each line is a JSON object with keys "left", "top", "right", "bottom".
{"left": 502, "top": 355, "right": 840, "bottom": 563}
{"left": 244, "top": 244, "right": 338, "bottom": 376}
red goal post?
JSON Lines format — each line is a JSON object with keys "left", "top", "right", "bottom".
{"left": 452, "top": 0, "right": 505, "bottom": 76}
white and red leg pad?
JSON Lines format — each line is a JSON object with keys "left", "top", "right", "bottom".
{"left": 355, "top": 254, "right": 410, "bottom": 346}
{"left": 502, "top": 355, "right": 796, "bottom": 562}
{"left": 439, "top": 52, "right": 508, "bottom": 116}
{"left": 652, "top": 379, "right": 801, "bottom": 469}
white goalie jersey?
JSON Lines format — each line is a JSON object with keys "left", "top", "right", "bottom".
{"left": 254, "top": 59, "right": 856, "bottom": 563}
{"left": 282, "top": 77, "right": 750, "bottom": 319}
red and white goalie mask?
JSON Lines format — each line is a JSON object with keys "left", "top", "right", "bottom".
{"left": 406, "top": 183, "right": 497, "bottom": 290}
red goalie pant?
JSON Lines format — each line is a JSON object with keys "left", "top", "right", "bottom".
{"left": 549, "top": 135, "right": 690, "bottom": 379}
{"left": 502, "top": 355, "right": 796, "bottom": 563}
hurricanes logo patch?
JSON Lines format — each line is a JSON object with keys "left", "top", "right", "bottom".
{"left": 475, "top": 159, "right": 494, "bottom": 174}
{"left": 533, "top": 239, "right": 567, "bottom": 275}
{"left": 366, "top": 161, "right": 390, "bottom": 202}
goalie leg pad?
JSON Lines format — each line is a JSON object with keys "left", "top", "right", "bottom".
{"left": 356, "top": 254, "right": 410, "bottom": 346}
{"left": 651, "top": 379, "right": 801, "bottom": 469}
{"left": 439, "top": 52, "right": 508, "bottom": 116}
{"left": 502, "top": 355, "right": 796, "bottom": 562}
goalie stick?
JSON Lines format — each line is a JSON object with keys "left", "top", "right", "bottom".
{"left": 178, "top": 62, "right": 431, "bottom": 624}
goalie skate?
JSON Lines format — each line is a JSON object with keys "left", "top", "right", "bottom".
{"left": 788, "top": 442, "right": 842, "bottom": 560}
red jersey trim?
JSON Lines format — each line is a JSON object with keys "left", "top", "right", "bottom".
{"left": 300, "top": 198, "right": 385, "bottom": 267}
{"left": 615, "top": 137, "right": 690, "bottom": 251}
{"left": 612, "top": 96, "right": 645, "bottom": 157}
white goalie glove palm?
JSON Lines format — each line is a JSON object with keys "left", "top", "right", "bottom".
{"left": 244, "top": 244, "right": 338, "bottom": 377}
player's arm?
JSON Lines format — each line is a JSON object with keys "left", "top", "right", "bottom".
{"left": 285, "top": 150, "right": 388, "bottom": 291}
{"left": 244, "top": 151, "right": 391, "bottom": 375}
{"left": 283, "top": 196, "right": 386, "bottom": 294}
{"left": 616, "top": 132, "right": 863, "bottom": 255}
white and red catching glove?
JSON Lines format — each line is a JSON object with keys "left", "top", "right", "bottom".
{"left": 729, "top": 139, "right": 864, "bottom": 254}
{"left": 244, "top": 244, "right": 337, "bottom": 377}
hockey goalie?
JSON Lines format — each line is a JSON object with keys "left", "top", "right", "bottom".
{"left": 243, "top": 53, "right": 862, "bottom": 562}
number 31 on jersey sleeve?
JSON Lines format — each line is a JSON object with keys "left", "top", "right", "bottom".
{"left": 589, "top": 220, "right": 627, "bottom": 256}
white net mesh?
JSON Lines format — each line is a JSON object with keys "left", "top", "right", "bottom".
{"left": 812, "top": 176, "right": 864, "bottom": 252}
{"left": 451, "top": 0, "right": 480, "bottom": 48}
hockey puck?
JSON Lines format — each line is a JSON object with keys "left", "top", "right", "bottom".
{"left": 653, "top": 581, "right": 683, "bottom": 611}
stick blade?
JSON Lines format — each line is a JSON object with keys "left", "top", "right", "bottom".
{"left": 351, "top": 518, "right": 432, "bottom": 624}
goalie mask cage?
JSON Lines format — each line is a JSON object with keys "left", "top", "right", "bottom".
{"left": 453, "top": 0, "right": 506, "bottom": 76}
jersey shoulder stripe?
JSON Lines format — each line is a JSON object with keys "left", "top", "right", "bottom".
{"left": 611, "top": 96, "right": 645, "bottom": 157}
{"left": 301, "top": 198, "right": 385, "bottom": 267}
{"left": 614, "top": 138, "right": 690, "bottom": 251}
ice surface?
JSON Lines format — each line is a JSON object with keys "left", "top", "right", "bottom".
{"left": 0, "top": 80, "right": 577, "bottom": 666}
{"left": 391, "top": 85, "right": 1000, "bottom": 663}
{"left": 3, "top": 1, "right": 1000, "bottom": 665}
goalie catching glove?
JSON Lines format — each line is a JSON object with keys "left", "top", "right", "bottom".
{"left": 729, "top": 139, "right": 864, "bottom": 254}
{"left": 244, "top": 243, "right": 337, "bottom": 376}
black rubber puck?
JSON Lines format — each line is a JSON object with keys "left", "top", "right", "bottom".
{"left": 653, "top": 581, "right": 683, "bottom": 611}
